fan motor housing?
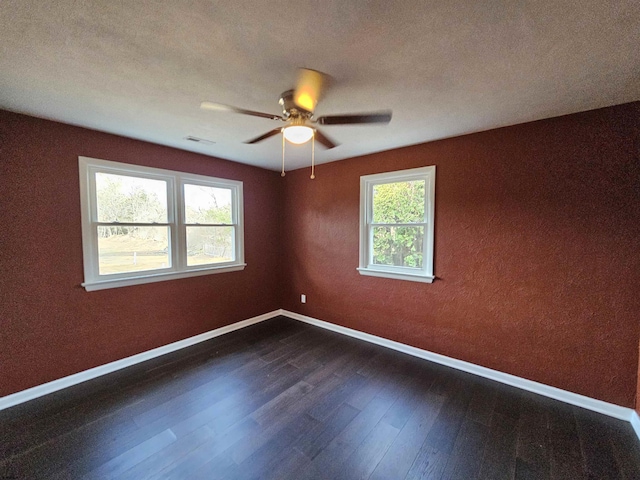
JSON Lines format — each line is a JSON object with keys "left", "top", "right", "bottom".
{"left": 279, "top": 90, "right": 311, "bottom": 118}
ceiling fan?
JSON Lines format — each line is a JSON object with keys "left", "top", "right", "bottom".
{"left": 200, "top": 68, "right": 392, "bottom": 151}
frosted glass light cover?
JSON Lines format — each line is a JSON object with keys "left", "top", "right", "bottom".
{"left": 283, "top": 126, "right": 314, "bottom": 144}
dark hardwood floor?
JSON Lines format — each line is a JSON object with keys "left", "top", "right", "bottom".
{"left": 1, "top": 316, "right": 639, "bottom": 479}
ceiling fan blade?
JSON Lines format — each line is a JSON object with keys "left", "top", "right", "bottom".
{"left": 200, "top": 102, "right": 284, "bottom": 121}
{"left": 293, "top": 68, "right": 329, "bottom": 113}
{"left": 314, "top": 129, "right": 339, "bottom": 149}
{"left": 244, "top": 128, "right": 283, "bottom": 144}
{"left": 315, "top": 111, "right": 392, "bottom": 125}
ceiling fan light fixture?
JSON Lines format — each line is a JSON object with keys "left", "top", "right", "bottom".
{"left": 282, "top": 125, "right": 314, "bottom": 144}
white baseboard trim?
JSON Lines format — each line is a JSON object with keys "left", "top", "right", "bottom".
{"left": 631, "top": 411, "right": 640, "bottom": 440}
{"left": 281, "top": 309, "right": 637, "bottom": 426}
{"left": 0, "top": 310, "right": 281, "bottom": 412}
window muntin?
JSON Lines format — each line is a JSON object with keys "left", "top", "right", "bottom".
{"left": 359, "top": 166, "right": 435, "bottom": 283}
{"left": 79, "top": 157, "right": 245, "bottom": 291}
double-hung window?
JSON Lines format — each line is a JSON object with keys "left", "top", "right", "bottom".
{"left": 79, "top": 157, "right": 244, "bottom": 291}
{"left": 358, "top": 166, "right": 435, "bottom": 283}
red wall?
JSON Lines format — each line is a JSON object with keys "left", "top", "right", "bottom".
{"left": 282, "top": 103, "right": 640, "bottom": 408}
{"left": 0, "top": 110, "right": 283, "bottom": 397}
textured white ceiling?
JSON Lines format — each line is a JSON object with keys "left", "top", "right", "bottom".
{"left": 1, "top": 1, "right": 638, "bottom": 171}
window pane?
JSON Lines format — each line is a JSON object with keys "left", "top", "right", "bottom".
{"left": 372, "top": 226, "right": 424, "bottom": 268}
{"left": 96, "top": 173, "right": 167, "bottom": 223}
{"left": 184, "top": 184, "right": 232, "bottom": 224}
{"left": 186, "top": 226, "right": 234, "bottom": 266}
{"left": 97, "top": 226, "right": 169, "bottom": 275}
{"left": 372, "top": 180, "right": 425, "bottom": 223}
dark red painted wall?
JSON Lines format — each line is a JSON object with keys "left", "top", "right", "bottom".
{"left": 0, "top": 110, "right": 283, "bottom": 397}
{"left": 282, "top": 103, "right": 640, "bottom": 408}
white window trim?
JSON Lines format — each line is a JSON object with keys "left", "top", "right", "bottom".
{"left": 78, "top": 156, "right": 245, "bottom": 291}
{"left": 358, "top": 166, "right": 435, "bottom": 283}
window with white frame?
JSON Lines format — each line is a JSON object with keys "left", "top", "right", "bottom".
{"left": 358, "top": 166, "right": 435, "bottom": 283}
{"left": 78, "top": 157, "right": 244, "bottom": 291}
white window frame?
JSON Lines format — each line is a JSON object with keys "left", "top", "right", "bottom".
{"left": 358, "top": 166, "right": 435, "bottom": 283}
{"left": 79, "top": 156, "right": 245, "bottom": 291}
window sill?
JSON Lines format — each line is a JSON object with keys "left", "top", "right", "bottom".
{"left": 357, "top": 267, "right": 434, "bottom": 283}
{"left": 82, "top": 263, "right": 247, "bottom": 291}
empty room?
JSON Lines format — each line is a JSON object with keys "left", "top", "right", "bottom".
{"left": 1, "top": 1, "right": 639, "bottom": 479}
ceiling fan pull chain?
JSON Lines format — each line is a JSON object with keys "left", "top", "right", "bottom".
{"left": 281, "top": 132, "right": 286, "bottom": 177}
{"left": 310, "top": 133, "right": 316, "bottom": 179}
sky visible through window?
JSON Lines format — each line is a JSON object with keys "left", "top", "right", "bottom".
{"left": 184, "top": 184, "right": 232, "bottom": 224}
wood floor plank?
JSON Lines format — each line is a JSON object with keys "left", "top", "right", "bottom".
{"left": 131, "top": 376, "right": 247, "bottom": 428}
{"left": 423, "top": 376, "right": 474, "bottom": 455}
{"left": 515, "top": 457, "right": 546, "bottom": 480}
{"left": 379, "top": 368, "right": 435, "bottom": 430}
{"left": 608, "top": 421, "right": 640, "bottom": 480}
{"left": 370, "top": 390, "right": 446, "bottom": 480}
{"left": 167, "top": 389, "right": 250, "bottom": 438}
{"left": 176, "top": 451, "right": 236, "bottom": 480}
{"left": 82, "top": 428, "right": 177, "bottom": 479}
{"left": 155, "top": 418, "right": 260, "bottom": 480}
{"left": 225, "top": 413, "right": 319, "bottom": 479}
{"left": 229, "top": 374, "right": 346, "bottom": 464}
{"left": 441, "top": 416, "right": 490, "bottom": 480}
{"left": 113, "top": 425, "right": 215, "bottom": 480}
{"left": 335, "top": 420, "right": 399, "bottom": 480}
{"left": 287, "top": 343, "right": 327, "bottom": 369}
{"left": 575, "top": 409, "right": 622, "bottom": 480}
{"left": 1, "top": 412, "right": 143, "bottom": 479}
{"left": 301, "top": 394, "right": 397, "bottom": 479}
{"left": 344, "top": 355, "right": 407, "bottom": 411}
{"left": 516, "top": 394, "right": 551, "bottom": 480}
{"left": 548, "top": 424, "right": 586, "bottom": 480}
{"left": 465, "top": 380, "right": 498, "bottom": 427}
{"left": 543, "top": 398, "right": 586, "bottom": 479}
{"left": 250, "top": 380, "right": 314, "bottom": 425}
{"left": 494, "top": 384, "right": 524, "bottom": 421}
{"left": 355, "top": 351, "right": 388, "bottom": 378}
{"left": 404, "top": 442, "right": 450, "bottom": 480}
{"left": 307, "top": 373, "right": 367, "bottom": 422}
{"left": 477, "top": 412, "right": 518, "bottom": 480}
{"left": 295, "top": 404, "right": 361, "bottom": 460}
{"left": 261, "top": 447, "right": 311, "bottom": 480}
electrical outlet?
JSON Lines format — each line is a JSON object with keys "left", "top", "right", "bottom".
{"left": 301, "top": 294, "right": 306, "bottom": 303}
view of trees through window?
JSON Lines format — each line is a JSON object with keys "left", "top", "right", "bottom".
{"left": 95, "top": 174, "right": 233, "bottom": 275}
{"left": 96, "top": 173, "right": 169, "bottom": 275}
{"left": 184, "top": 184, "right": 233, "bottom": 266}
{"left": 372, "top": 180, "right": 426, "bottom": 268}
